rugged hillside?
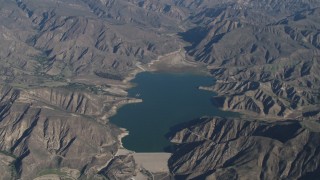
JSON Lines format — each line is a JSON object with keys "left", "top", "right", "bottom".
{"left": 181, "top": 2, "right": 320, "bottom": 119}
{"left": 168, "top": 117, "right": 320, "bottom": 179}
{"left": 0, "top": 0, "right": 184, "bottom": 87}
{"left": 168, "top": 0, "right": 320, "bottom": 179}
{"left": 0, "top": 0, "right": 186, "bottom": 178}
{"left": 0, "top": 84, "right": 137, "bottom": 179}
{"left": 0, "top": 0, "right": 320, "bottom": 179}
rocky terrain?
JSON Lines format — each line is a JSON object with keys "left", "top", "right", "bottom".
{"left": 0, "top": 84, "right": 133, "bottom": 179}
{"left": 0, "top": 0, "right": 319, "bottom": 179}
{"left": 168, "top": 117, "right": 320, "bottom": 179}
{"left": 181, "top": 0, "right": 320, "bottom": 119}
{"left": 0, "top": 0, "right": 184, "bottom": 178}
{"left": 167, "top": 0, "right": 320, "bottom": 179}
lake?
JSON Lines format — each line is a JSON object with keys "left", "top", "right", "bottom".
{"left": 110, "top": 72, "right": 235, "bottom": 152}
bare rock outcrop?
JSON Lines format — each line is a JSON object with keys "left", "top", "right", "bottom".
{"left": 0, "top": 85, "right": 123, "bottom": 179}
{"left": 184, "top": 6, "right": 320, "bottom": 118}
{"left": 1, "top": 0, "right": 320, "bottom": 179}
{"left": 98, "top": 155, "right": 136, "bottom": 179}
{"left": 168, "top": 117, "right": 320, "bottom": 179}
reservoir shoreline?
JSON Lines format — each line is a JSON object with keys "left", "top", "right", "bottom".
{"left": 110, "top": 71, "right": 234, "bottom": 152}
{"left": 107, "top": 47, "right": 237, "bottom": 178}
{"left": 113, "top": 47, "right": 208, "bottom": 152}
{"left": 107, "top": 48, "right": 204, "bottom": 177}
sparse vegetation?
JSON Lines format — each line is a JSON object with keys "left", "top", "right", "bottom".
{"left": 94, "top": 71, "right": 124, "bottom": 81}
{"left": 65, "top": 82, "right": 110, "bottom": 94}
{"left": 0, "top": 150, "right": 17, "bottom": 158}
{"left": 0, "top": 0, "right": 319, "bottom": 179}
{"left": 0, "top": 151, "right": 18, "bottom": 179}
{"left": 37, "top": 168, "right": 67, "bottom": 177}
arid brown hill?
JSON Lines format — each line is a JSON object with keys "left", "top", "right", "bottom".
{"left": 0, "top": 0, "right": 319, "bottom": 179}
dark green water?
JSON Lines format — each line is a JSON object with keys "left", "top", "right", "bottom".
{"left": 110, "top": 72, "right": 235, "bottom": 152}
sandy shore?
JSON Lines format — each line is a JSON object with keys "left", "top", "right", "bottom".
{"left": 122, "top": 42, "right": 206, "bottom": 84}
{"left": 118, "top": 128, "right": 129, "bottom": 149}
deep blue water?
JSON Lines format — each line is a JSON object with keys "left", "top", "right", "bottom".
{"left": 110, "top": 72, "right": 235, "bottom": 152}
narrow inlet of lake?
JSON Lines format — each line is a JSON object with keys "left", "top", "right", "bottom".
{"left": 110, "top": 72, "right": 235, "bottom": 152}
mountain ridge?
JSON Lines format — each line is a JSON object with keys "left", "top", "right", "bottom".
{"left": 0, "top": 0, "right": 319, "bottom": 179}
